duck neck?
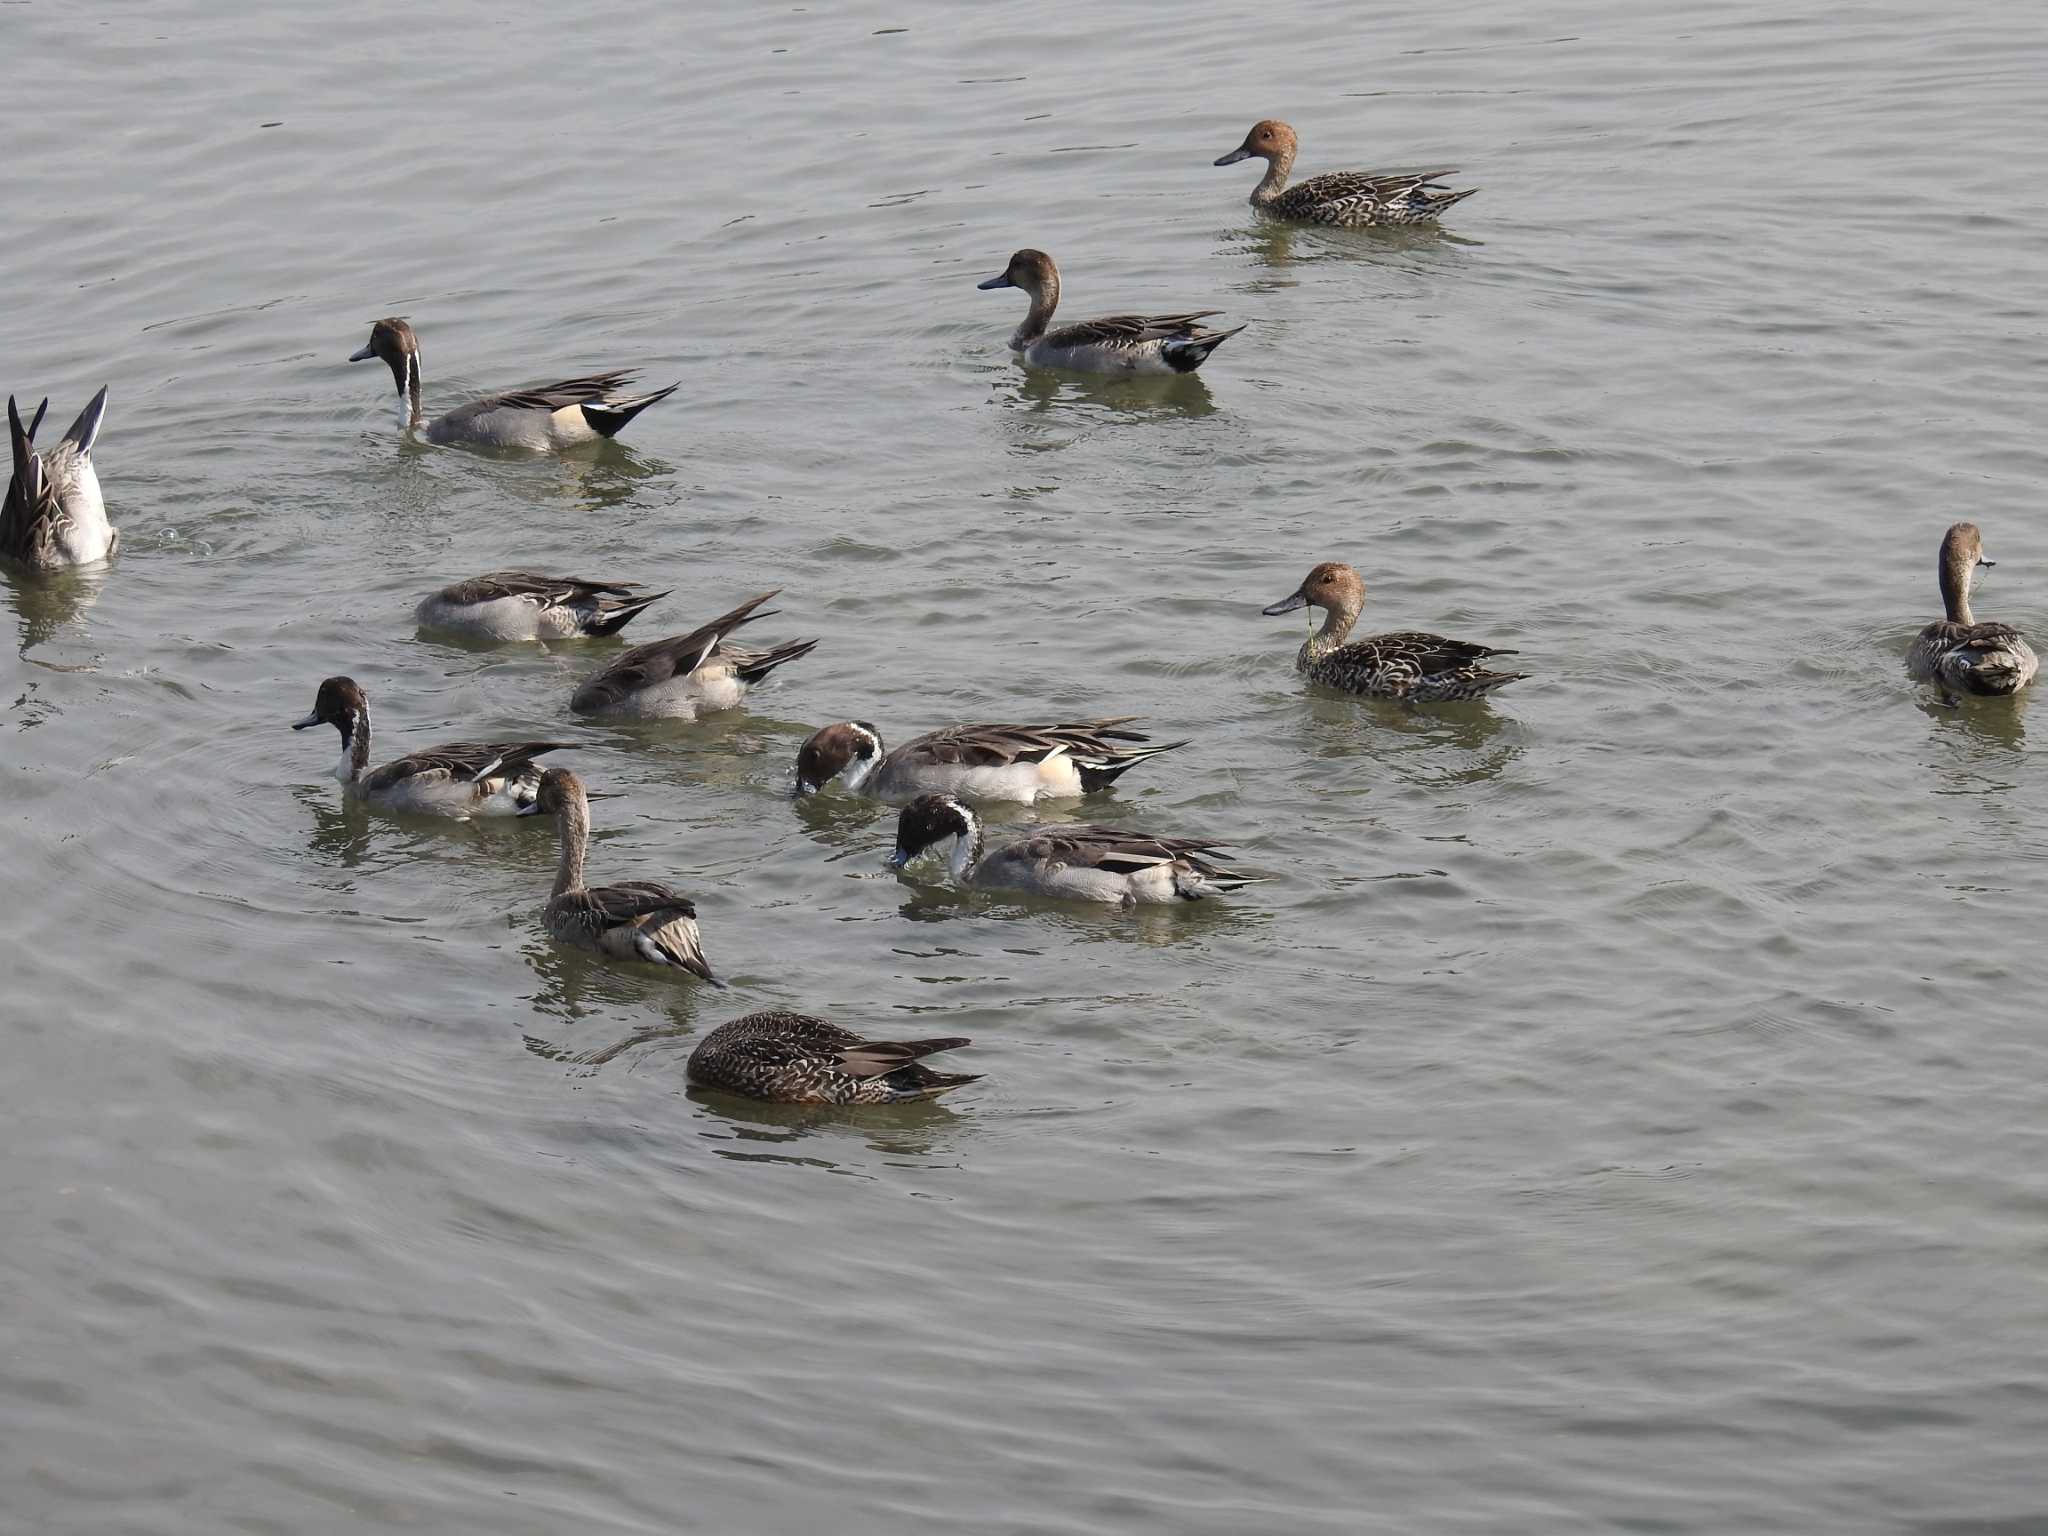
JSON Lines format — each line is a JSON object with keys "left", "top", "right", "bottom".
{"left": 553, "top": 793, "right": 590, "bottom": 897}
{"left": 1250, "top": 148, "right": 1295, "bottom": 205}
{"left": 395, "top": 353, "right": 423, "bottom": 431}
{"left": 1939, "top": 553, "right": 1974, "bottom": 625}
{"left": 948, "top": 816, "right": 982, "bottom": 883}
{"left": 338, "top": 708, "right": 371, "bottom": 783}
{"left": 1014, "top": 274, "right": 1059, "bottom": 346}
{"left": 1299, "top": 598, "right": 1359, "bottom": 669}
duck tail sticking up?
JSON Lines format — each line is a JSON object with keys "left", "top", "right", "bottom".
{"left": 1163, "top": 325, "right": 1247, "bottom": 374}
{"left": 579, "top": 381, "right": 680, "bottom": 439}
{"left": 586, "top": 589, "right": 672, "bottom": 637}
{"left": 735, "top": 637, "right": 821, "bottom": 684}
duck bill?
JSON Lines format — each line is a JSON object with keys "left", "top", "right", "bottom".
{"left": 348, "top": 343, "right": 376, "bottom": 362}
{"left": 291, "top": 712, "right": 322, "bottom": 730}
{"left": 1261, "top": 591, "right": 1308, "bottom": 616}
{"left": 976, "top": 273, "right": 1014, "bottom": 290}
{"left": 886, "top": 848, "right": 913, "bottom": 869}
{"left": 1979, "top": 557, "right": 1996, "bottom": 568}
{"left": 793, "top": 779, "right": 818, "bottom": 799}
{"left": 516, "top": 800, "right": 545, "bottom": 817}
{"left": 1214, "top": 146, "right": 1252, "bottom": 166}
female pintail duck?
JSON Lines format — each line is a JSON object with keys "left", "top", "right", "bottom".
{"left": 687, "top": 1011, "right": 979, "bottom": 1105}
{"left": 292, "top": 676, "right": 571, "bottom": 816}
{"left": 1906, "top": 521, "right": 2037, "bottom": 704}
{"left": 889, "top": 793, "right": 1259, "bottom": 907}
{"left": 2, "top": 390, "right": 115, "bottom": 570}
{"left": 348, "top": 317, "right": 678, "bottom": 450}
{"left": 977, "top": 249, "right": 1244, "bottom": 376}
{"left": 570, "top": 590, "right": 818, "bottom": 720}
{"left": 1214, "top": 120, "right": 1476, "bottom": 228}
{"left": 416, "top": 571, "right": 671, "bottom": 642}
{"left": 1263, "top": 562, "right": 1524, "bottom": 702}
{"left": 794, "top": 717, "right": 1189, "bottom": 804}
{"left": 518, "top": 767, "right": 719, "bottom": 983}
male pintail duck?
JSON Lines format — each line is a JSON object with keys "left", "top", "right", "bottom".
{"left": 292, "top": 676, "right": 571, "bottom": 816}
{"left": 1906, "top": 521, "right": 2037, "bottom": 705}
{"left": 519, "top": 767, "right": 719, "bottom": 983}
{"left": 1215, "top": 120, "right": 1476, "bottom": 228}
{"left": 416, "top": 571, "right": 670, "bottom": 642}
{"left": 687, "top": 1011, "right": 979, "bottom": 1105}
{"left": 977, "top": 249, "right": 1244, "bottom": 376}
{"left": 794, "top": 717, "right": 1189, "bottom": 804}
{"left": 2, "top": 390, "right": 115, "bottom": 570}
{"left": 1263, "top": 562, "right": 1524, "bottom": 702}
{"left": 889, "top": 793, "right": 1259, "bottom": 907}
{"left": 348, "top": 317, "right": 678, "bottom": 450}
{"left": 570, "top": 590, "right": 818, "bottom": 720}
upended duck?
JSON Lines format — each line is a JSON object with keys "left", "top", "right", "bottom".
{"left": 1263, "top": 561, "right": 1524, "bottom": 702}
{"left": 349, "top": 317, "right": 677, "bottom": 450}
{"left": 687, "top": 1011, "right": 979, "bottom": 1104}
{"left": 794, "top": 717, "right": 1188, "bottom": 804}
{"left": 292, "top": 675, "right": 570, "bottom": 816}
{"left": 889, "top": 793, "right": 1258, "bottom": 906}
{"left": 1214, "top": 120, "right": 1476, "bottom": 228}
{"left": 570, "top": 590, "right": 818, "bottom": 720}
{"left": 977, "top": 249, "right": 1243, "bottom": 376}
{"left": 1906, "top": 521, "right": 2037, "bottom": 704}
{"left": 519, "top": 767, "right": 719, "bottom": 984}
{"left": 2, "top": 390, "right": 115, "bottom": 570}
{"left": 416, "top": 571, "right": 670, "bottom": 641}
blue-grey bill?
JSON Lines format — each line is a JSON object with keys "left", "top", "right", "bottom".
{"left": 976, "top": 274, "right": 1013, "bottom": 290}
{"left": 1262, "top": 592, "right": 1307, "bottom": 616}
{"left": 291, "top": 712, "right": 321, "bottom": 730}
{"left": 348, "top": 344, "right": 375, "bottom": 362}
{"left": 1214, "top": 148, "right": 1251, "bottom": 166}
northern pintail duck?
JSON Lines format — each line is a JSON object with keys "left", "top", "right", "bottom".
{"left": 889, "top": 794, "right": 1258, "bottom": 907}
{"left": 1263, "top": 562, "right": 1524, "bottom": 702}
{"left": 1906, "top": 521, "right": 2037, "bottom": 704}
{"left": 794, "top": 717, "right": 1189, "bottom": 804}
{"left": 416, "top": 570, "right": 670, "bottom": 641}
{"left": 977, "top": 249, "right": 1244, "bottom": 376}
{"left": 2, "top": 390, "right": 114, "bottom": 570}
{"left": 687, "top": 1011, "right": 979, "bottom": 1104}
{"left": 1215, "top": 120, "right": 1476, "bottom": 228}
{"left": 570, "top": 590, "right": 818, "bottom": 720}
{"left": 348, "top": 317, "right": 678, "bottom": 450}
{"left": 292, "top": 676, "right": 571, "bottom": 816}
{"left": 519, "top": 767, "right": 719, "bottom": 983}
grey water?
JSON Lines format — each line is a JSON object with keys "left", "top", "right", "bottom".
{"left": 6, "top": 1, "right": 2048, "bottom": 1531}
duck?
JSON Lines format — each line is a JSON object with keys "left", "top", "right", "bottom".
{"left": 415, "top": 570, "right": 670, "bottom": 641}
{"left": 794, "top": 717, "right": 1189, "bottom": 804}
{"left": 1906, "top": 521, "right": 2037, "bottom": 704}
{"left": 1262, "top": 562, "right": 1524, "bottom": 702}
{"left": 1214, "top": 120, "right": 1476, "bottom": 228}
{"left": 292, "top": 675, "right": 571, "bottom": 816}
{"left": 570, "top": 590, "right": 818, "bottom": 720}
{"left": 518, "top": 767, "right": 719, "bottom": 983}
{"left": 976, "top": 249, "right": 1243, "bottom": 376}
{"left": 348, "top": 317, "right": 678, "bottom": 450}
{"left": 2, "top": 390, "right": 115, "bottom": 570}
{"left": 687, "top": 1011, "right": 979, "bottom": 1104}
{"left": 888, "top": 793, "right": 1258, "bottom": 907}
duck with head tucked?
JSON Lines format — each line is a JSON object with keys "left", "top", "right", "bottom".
{"left": 416, "top": 570, "right": 671, "bottom": 642}
{"left": 349, "top": 317, "right": 678, "bottom": 450}
{"left": 1263, "top": 562, "right": 1524, "bottom": 702}
{"left": 687, "top": 1011, "right": 979, "bottom": 1105}
{"left": 570, "top": 590, "right": 818, "bottom": 720}
{"left": 794, "top": 717, "right": 1188, "bottom": 804}
{"left": 889, "top": 793, "right": 1259, "bottom": 907}
{"left": 1215, "top": 120, "right": 1476, "bottom": 228}
{"left": 519, "top": 767, "right": 719, "bottom": 984}
{"left": 2, "top": 390, "right": 115, "bottom": 570}
{"left": 292, "top": 676, "right": 572, "bottom": 816}
{"left": 1906, "top": 521, "right": 2037, "bottom": 705}
{"left": 977, "top": 249, "right": 1244, "bottom": 376}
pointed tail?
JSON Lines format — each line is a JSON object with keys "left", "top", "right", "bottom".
{"left": 588, "top": 589, "right": 671, "bottom": 637}
{"left": 735, "top": 637, "right": 820, "bottom": 684}
{"left": 580, "top": 381, "right": 680, "bottom": 439}
{"left": 1163, "top": 325, "right": 1246, "bottom": 374}
{"left": 1075, "top": 739, "right": 1191, "bottom": 793}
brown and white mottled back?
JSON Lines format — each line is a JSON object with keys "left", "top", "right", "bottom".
{"left": 1263, "top": 560, "right": 1525, "bottom": 702}
{"left": 1907, "top": 521, "right": 2038, "bottom": 701}
{"left": 1214, "top": 118, "right": 1477, "bottom": 228}
{"left": 685, "top": 1011, "right": 980, "bottom": 1105}
{"left": 1, "top": 389, "right": 116, "bottom": 570}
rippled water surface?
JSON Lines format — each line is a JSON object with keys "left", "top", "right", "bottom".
{"left": 8, "top": 1, "right": 2048, "bottom": 1530}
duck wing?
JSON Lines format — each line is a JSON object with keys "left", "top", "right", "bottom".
{"left": 904, "top": 718, "right": 1149, "bottom": 768}
{"left": 571, "top": 591, "right": 780, "bottom": 709}
{"left": 1019, "top": 825, "right": 1238, "bottom": 879}
{"left": 0, "top": 395, "right": 59, "bottom": 566}
{"left": 468, "top": 371, "right": 645, "bottom": 415}
{"left": 360, "top": 738, "right": 570, "bottom": 793}
{"left": 1043, "top": 312, "right": 1227, "bottom": 350}
{"left": 443, "top": 570, "right": 644, "bottom": 606}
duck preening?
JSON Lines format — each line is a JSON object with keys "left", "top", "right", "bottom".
{"left": 416, "top": 571, "right": 670, "bottom": 642}
{"left": 687, "top": 1011, "right": 979, "bottom": 1104}
{"left": 349, "top": 317, "right": 678, "bottom": 450}
{"left": 1906, "top": 521, "right": 2037, "bottom": 705}
{"left": 1263, "top": 561, "right": 1524, "bottom": 702}
{"left": 794, "top": 717, "right": 1188, "bottom": 803}
{"left": 977, "top": 249, "right": 1243, "bottom": 376}
{"left": 519, "top": 767, "right": 720, "bottom": 984}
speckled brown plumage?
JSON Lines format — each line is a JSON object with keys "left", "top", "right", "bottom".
{"left": 1216, "top": 120, "right": 1476, "bottom": 229}
{"left": 1263, "top": 562, "right": 1524, "bottom": 702}
{"left": 687, "top": 1011, "right": 979, "bottom": 1104}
